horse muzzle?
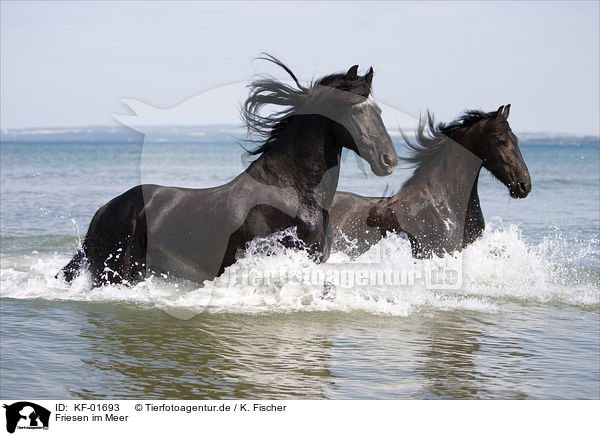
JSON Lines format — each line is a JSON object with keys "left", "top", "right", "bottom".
{"left": 509, "top": 180, "right": 532, "bottom": 198}
{"left": 371, "top": 153, "right": 399, "bottom": 176}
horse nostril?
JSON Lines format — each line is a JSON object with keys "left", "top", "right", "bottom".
{"left": 518, "top": 182, "right": 529, "bottom": 192}
{"left": 381, "top": 153, "right": 396, "bottom": 168}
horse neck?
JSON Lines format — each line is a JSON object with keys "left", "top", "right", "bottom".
{"left": 464, "top": 171, "right": 484, "bottom": 238}
{"left": 398, "top": 127, "right": 484, "bottom": 213}
{"left": 456, "top": 124, "right": 489, "bottom": 238}
{"left": 246, "top": 114, "right": 342, "bottom": 207}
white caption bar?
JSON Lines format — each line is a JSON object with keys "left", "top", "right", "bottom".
{"left": 0, "top": 400, "right": 597, "bottom": 436}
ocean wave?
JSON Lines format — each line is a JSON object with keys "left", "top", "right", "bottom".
{"left": 1, "top": 220, "right": 598, "bottom": 318}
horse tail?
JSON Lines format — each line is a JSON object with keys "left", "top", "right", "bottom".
{"left": 58, "top": 249, "right": 86, "bottom": 283}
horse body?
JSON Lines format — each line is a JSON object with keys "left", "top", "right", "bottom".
{"left": 331, "top": 105, "right": 531, "bottom": 258}
{"left": 61, "top": 56, "right": 398, "bottom": 286}
{"left": 331, "top": 142, "right": 481, "bottom": 257}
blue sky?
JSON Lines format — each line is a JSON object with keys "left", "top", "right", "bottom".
{"left": 1, "top": 1, "right": 598, "bottom": 134}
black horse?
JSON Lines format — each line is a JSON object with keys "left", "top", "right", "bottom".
{"left": 330, "top": 105, "right": 531, "bottom": 257}
{"left": 59, "top": 55, "right": 398, "bottom": 286}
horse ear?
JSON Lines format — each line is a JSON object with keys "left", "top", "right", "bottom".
{"left": 345, "top": 65, "right": 359, "bottom": 81}
{"left": 502, "top": 104, "right": 511, "bottom": 119}
{"left": 365, "top": 67, "right": 373, "bottom": 85}
{"left": 495, "top": 105, "right": 505, "bottom": 118}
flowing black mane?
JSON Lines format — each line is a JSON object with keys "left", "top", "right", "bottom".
{"left": 401, "top": 110, "right": 495, "bottom": 165}
{"left": 241, "top": 54, "right": 371, "bottom": 156}
{"left": 398, "top": 109, "right": 500, "bottom": 189}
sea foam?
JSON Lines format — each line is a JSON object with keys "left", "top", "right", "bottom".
{"left": 1, "top": 219, "right": 598, "bottom": 319}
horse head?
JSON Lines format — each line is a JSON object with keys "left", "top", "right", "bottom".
{"left": 478, "top": 105, "right": 532, "bottom": 198}
{"left": 315, "top": 65, "right": 399, "bottom": 176}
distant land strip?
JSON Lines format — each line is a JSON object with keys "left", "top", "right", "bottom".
{"left": 1, "top": 125, "right": 598, "bottom": 146}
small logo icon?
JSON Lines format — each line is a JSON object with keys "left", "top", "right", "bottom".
{"left": 3, "top": 402, "right": 50, "bottom": 434}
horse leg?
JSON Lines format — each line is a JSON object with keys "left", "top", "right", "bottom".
{"left": 59, "top": 249, "right": 86, "bottom": 282}
{"left": 81, "top": 187, "right": 149, "bottom": 287}
{"left": 85, "top": 236, "right": 131, "bottom": 286}
{"left": 86, "top": 212, "right": 147, "bottom": 286}
{"left": 294, "top": 217, "right": 330, "bottom": 263}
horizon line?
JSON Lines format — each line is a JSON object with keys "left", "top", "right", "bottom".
{"left": 1, "top": 123, "right": 598, "bottom": 139}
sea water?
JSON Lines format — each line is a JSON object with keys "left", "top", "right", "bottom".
{"left": 1, "top": 137, "right": 598, "bottom": 399}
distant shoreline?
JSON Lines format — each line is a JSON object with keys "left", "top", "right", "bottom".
{"left": 1, "top": 124, "right": 598, "bottom": 146}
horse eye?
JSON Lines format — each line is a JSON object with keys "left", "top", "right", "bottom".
{"left": 497, "top": 140, "right": 507, "bottom": 147}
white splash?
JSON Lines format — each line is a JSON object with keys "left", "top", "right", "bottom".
{"left": 1, "top": 220, "right": 598, "bottom": 319}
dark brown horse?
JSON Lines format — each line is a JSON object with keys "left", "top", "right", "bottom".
{"left": 330, "top": 105, "right": 531, "bottom": 258}
{"left": 59, "top": 55, "right": 398, "bottom": 286}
